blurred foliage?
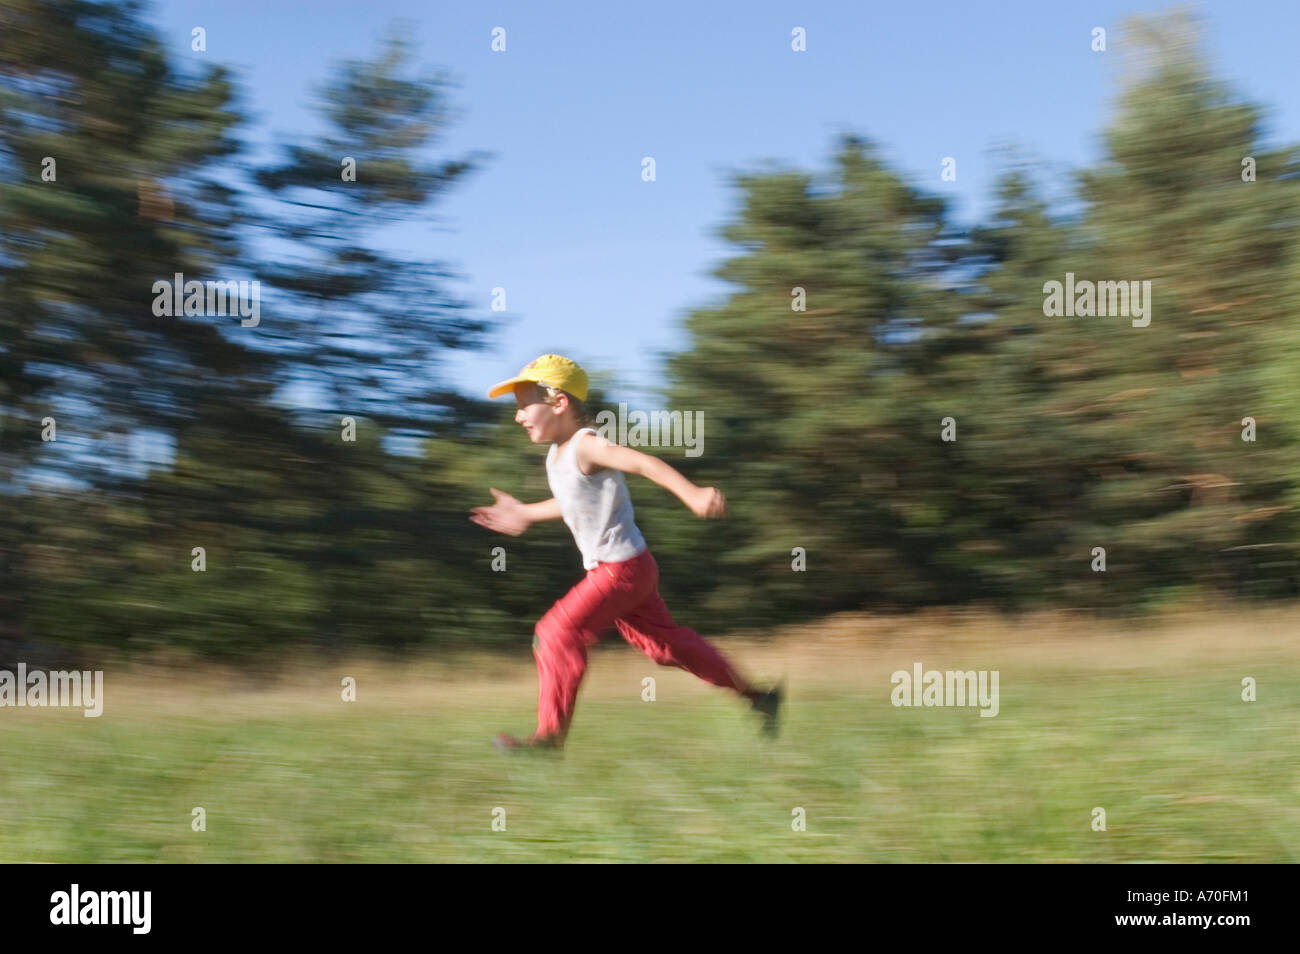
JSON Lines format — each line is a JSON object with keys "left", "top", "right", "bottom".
{"left": 2, "top": 3, "right": 1298, "bottom": 660}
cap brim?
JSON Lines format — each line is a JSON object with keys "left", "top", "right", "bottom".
{"left": 488, "top": 376, "right": 527, "bottom": 399}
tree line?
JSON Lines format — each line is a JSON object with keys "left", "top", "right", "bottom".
{"left": 2, "top": 3, "right": 1296, "bottom": 660}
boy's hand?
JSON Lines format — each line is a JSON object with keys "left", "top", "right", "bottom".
{"left": 689, "top": 486, "right": 727, "bottom": 519}
{"left": 470, "top": 488, "right": 531, "bottom": 536}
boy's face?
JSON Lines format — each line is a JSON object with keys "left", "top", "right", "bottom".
{"left": 513, "top": 382, "right": 565, "bottom": 443}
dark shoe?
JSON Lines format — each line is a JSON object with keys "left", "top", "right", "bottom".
{"left": 493, "top": 732, "right": 564, "bottom": 753}
{"left": 750, "top": 682, "right": 784, "bottom": 738}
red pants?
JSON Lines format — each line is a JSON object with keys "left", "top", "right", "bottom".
{"left": 532, "top": 549, "right": 748, "bottom": 740}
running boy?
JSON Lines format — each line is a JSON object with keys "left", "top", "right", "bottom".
{"left": 471, "top": 354, "right": 782, "bottom": 750}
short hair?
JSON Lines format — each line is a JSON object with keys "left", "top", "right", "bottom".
{"left": 539, "top": 383, "right": 595, "bottom": 426}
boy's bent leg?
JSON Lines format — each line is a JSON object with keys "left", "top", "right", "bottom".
{"left": 614, "top": 590, "right": 754, "bottom": 697}
{"left": 532, "top": 609, "right": 590, "bottom": 742}
{"left": 532, "top": 564, "right": 645, "bottom": 741}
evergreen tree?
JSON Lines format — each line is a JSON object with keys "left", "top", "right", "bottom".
{"left": 251, "top": 31, "right": 490, "bottom": 436}
{"left": 0, "top": 0, "right": 258, "bottom": 646}
{"left": 1058, "top": 11, "right": 1300, "bottom": 602}
{"left": 666, "top": 136, "right": 970, "bottom": 622}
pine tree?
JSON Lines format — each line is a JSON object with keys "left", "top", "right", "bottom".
{"left": 665, "top": 135, "right": 970, "bottom": 621}
{"left": 251, "top": 31, "right": 490, "bottom": 437}
{"left": 1054, "top": 10, "right": 1300, "bottom": 602}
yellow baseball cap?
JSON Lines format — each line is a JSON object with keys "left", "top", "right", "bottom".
{"left": 488, "top": 354, "right": 589, "bottom": 402}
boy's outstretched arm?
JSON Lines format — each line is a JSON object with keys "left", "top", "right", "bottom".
{"left": 578, "top": 433, "right": 726, "bottom": 519}
{"left": 470, "top": 489, "right": 562, "bottom": 536}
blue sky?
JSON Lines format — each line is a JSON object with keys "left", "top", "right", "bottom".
{"left": 152, "top": 0, "right": 1300, "bottom": 409}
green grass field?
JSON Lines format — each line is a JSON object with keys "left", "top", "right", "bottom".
{"left": 2, "top": 605, "right": 1297, "bottom": 862}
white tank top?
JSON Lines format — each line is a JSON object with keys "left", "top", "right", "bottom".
{"left": 546, "top": 428, "right": 647, "bottom": 570}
